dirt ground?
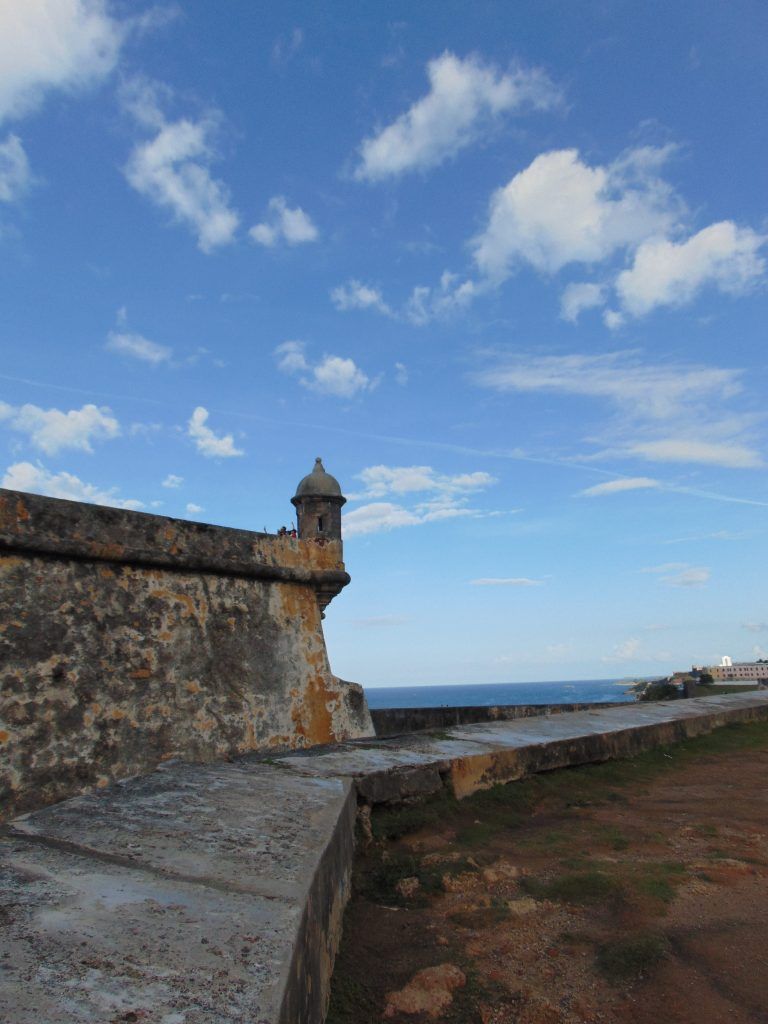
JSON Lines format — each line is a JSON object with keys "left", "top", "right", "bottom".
{"left": 327, "top": 719, "right": 768, "bottom": 1024}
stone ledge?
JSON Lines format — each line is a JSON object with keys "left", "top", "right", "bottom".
{"left": 3, "top": 691, "right": 768, "bottom": 1023}
{"left": 2, "top": 760, "right": 356, "bottom": 1024}
{"left": 0, "top": 488, "right": 349, "bottom": 585}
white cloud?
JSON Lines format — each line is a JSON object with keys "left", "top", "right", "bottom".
{"left": 472, "top": 146, "right": 681, "bottom": 280}
{"left": 560, "top": 282, "right": 605, "bottom": 323}
{"left": 663, "top": 566, "right": 710, "bottom": 588}
{"left": 187, "top": 406, "right": 243, "bottom": 458}
{"left": 628, "top": 439, "right": 763, "bottom": 469}
{"left": 473, "top": 350, "right": 740, "bottom": 421}
{"left": 185, "top": 502, "right": 204, "bottom": 515}
{"left": 331, "top": 280, "right": 392, "bottom": 316}
{"left": 344, "top": 463, "right": 499, "bottom": 535}
{"left": 354, "top": 51, "right": 560, "bottom": 181}
{"left": 311, "top": 356, "right": 372, "bottom": 398}
{"left": 3, "top": 461, "right": 141, "bottom": 510}
{"left": 162, "top": 473, "right": 183, "bottom": 488}
{"left": 579, "top": 477, "right": 661, "bottom": 497}
{"left": 0, "top": 134, "right": 31, "bottom": 202}
{"left": 271, "top": 27, "right": 303, "bottom": 64}
{"left": 356, "top": 464, "right": 496, "bottom": 498}
{"left": 274, "top": 341, "right": 373, "bottom": 398}
{"left": 0, "top": 400, "right": 119, "bottom": 454}
{"left": 249, "top": 196, "right": 318, "bottom": 247}
{"left": 616, "top": 221, "right": 766, "bottom": 317}
{"left": 122, "top": 79, "right": 239, "bottom": 252}
{"left": 470, "top": 577, "right": 543, "bottom": 586}
{"left": 106, "top": 330, "right": 172, "bottom": 364}
{"left": 394, "top": 362, "right": 409, "bottom": 386}
{"left": 343, "top": 502, "right": 421, "bottom": 536}
{"left": 406, "top": 273, "right": 483, "bottom": 325}
{"left": 640, "top": 562, "right": 687, "bottom": 574}
{"left": 602, "top": 309, "right": 625, "bottom": 330}
{"left": 0, "top": 0, "right": 123, "bottom": 125}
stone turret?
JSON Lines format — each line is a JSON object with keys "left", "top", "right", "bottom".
{"left": 291, "top": 457, "right": 346, "bottom": 543}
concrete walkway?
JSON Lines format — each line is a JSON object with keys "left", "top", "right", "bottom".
{"left": 2, "top": 691, "right": 768, "bottom": 1023}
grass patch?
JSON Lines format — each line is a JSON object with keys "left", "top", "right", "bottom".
{"left": 365, "top": 720, "right": 768, "bottom": 849}
{"left": 695, "top": 823, "right": 719, "bottom": 837}
{"left": 371, "top": 788, "right": 457, "bottom": 842}
{"left": 602, "top": 825, "right": 631, "bottom": 851}
{"left": 626, "top": 861, "right": 686, "bottom": 908}
{"left": 456, "top": 820, "right": 504, "bottom": 847}
{"left": 357, "top": 850, "right": 478, "bottom": 905}
{"left": 522, "top": 869, "right": 624, "bottom": 905}
{"left": 596, "top": 932, "right": 670, "bottom": 981}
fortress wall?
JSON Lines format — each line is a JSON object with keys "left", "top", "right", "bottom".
{"left": 369, "top": 700, "right": 630, "bottom": 736}
{"left": 0, "top": 488, "right": 372, "bottom": 819}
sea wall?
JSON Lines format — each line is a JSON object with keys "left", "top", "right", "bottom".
{"left": 370, "top": 700, "right": 630, "bottom": 737}
{"left": 0, "top": 488, "right": 372, "bottom": 819}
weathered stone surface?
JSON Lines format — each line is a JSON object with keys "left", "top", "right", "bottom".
{"left": 3, "top": 693, "right": 768, "bottom": 1023}
{"left": 1, "top": 760, "right": 356, "bottom": 1024}
{"left": 370, "top": 700, "right": 628, "bottom": 737}
{"left": 277, "top": 692, "right": 768, "bottom": 801}
{"left": 0, "top": 488, "right": 373, "bottom": 819}
{"left": 383, "top": 963, "right": 466, "bottom": 1019}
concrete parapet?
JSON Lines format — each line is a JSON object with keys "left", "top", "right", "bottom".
{"left": 2, "top": 759, "right": 356, "bottom": 1024}
{"left": 2, "top": 692, "right": 768, "bottom": 1023}
{"left": 370, "top": 700, "right": 630, "bottom": 737}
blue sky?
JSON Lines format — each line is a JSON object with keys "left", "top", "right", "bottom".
{"left": 1, "top": 1, "right": 766, "bottom": 686}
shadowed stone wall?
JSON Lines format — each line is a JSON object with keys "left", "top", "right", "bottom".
{"left": 0, "top": 488, "right": 372, "bottom": 819}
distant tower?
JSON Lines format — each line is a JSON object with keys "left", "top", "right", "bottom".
{"left": 291, "top": 457, "right": 346, "bottom": 541}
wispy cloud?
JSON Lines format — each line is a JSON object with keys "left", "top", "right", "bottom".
{"left": 249, "top": 195, "right": 318, "bottom": 247}
{"left": 473, "top": 350, "right": 741, "bottom": 419}
{"left": 106, "top": 330, "right": 172, "bottom": 365}
{"left": 354, "top": 51, "right": 560, "bottom": 181}
{"left": 331, "top": 280, "right": 393, "bottom": 316}
{"left": 0, "top": 399, "right": 119, "bottom": 454}
{"left": 162, "top": 473, "right": 183, "bottom": 488}
{"left": 344, "top": 463, "right": 501, "bottom": 536}
{"left": 640, "top": 562, "right": 710, "bottom": 587}
{"left": 0, "top": 0, "right": 124, "bottom": 125}
{"left": 187, "top": 406, "right": 243, "bottom": 458}
{"left": 121, "top": 78, "right": 239, "bottom": 252}
{"left": 275, "top": 340, "right": 374, "bottom": 398}
{"left": 3, "top": 460, "right": 141, "bottom": 510}
{"left": 0, "top": 134, "right": 31, "bottom": 202}
{"left": 627, "top": 439, "right": 763, "bottom": 469}
{"left": 473, "top": 349, "right": 763, "bottom": 471}
{"left": 579, "top": 476, "right": 660, "bottom": 497}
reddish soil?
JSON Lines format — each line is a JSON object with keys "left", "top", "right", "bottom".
{"left": 327, "top": 721, "right": 768, "bottom": 1024}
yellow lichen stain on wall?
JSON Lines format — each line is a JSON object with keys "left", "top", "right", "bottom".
{"left": 193, "top": 712, "right": 217, "bottom": 735}
{"left": 0, "top": 730, "right": 10, "bottom": 744}
{"left": 0, "top": 555, "right": 25, "bottom": 574}
{"left": 290, "top": 672, "right": 341, "bottom": 746}
{"left": 185, "top": 680, "right": 201, "bottom": 694}
{"left": 150, "top": 587, "right": 208, "bottom": 626}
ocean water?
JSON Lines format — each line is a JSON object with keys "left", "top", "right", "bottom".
{"left": 364, "top": 678, "right": 637, "bottom": 710}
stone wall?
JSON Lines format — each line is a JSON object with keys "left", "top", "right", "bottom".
{"left": 370, "top": 700, "right": 631, "bottom": 737}
{"left": 0, "top": 488, "right": 372, "bottom": 819}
